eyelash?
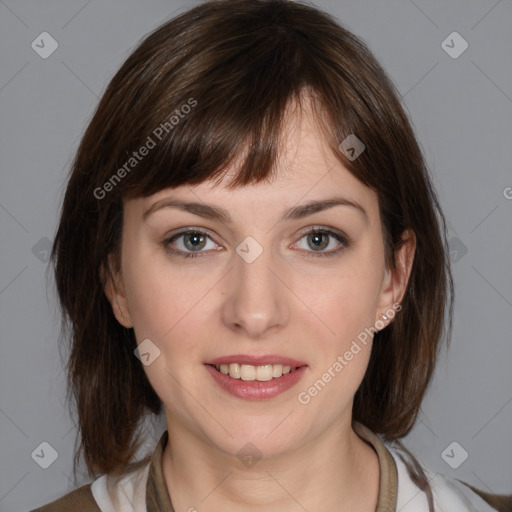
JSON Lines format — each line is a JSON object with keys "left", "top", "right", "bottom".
{"left": 162, "top": 227, "right": 350, "bottom": 259}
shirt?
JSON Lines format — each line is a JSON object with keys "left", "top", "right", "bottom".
{"left": 31, "top": 422, "right": 504, "bottom": 511}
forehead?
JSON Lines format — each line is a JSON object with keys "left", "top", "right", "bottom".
{"left": 126, "top": 100, "right": 379, "bottom": 222}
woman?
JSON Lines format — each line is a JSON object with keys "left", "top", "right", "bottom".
{"left": 32, "top": 0, "right": 509, "bottom": 510}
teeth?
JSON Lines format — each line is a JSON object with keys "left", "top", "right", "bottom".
{"left": 213, "top": 363, "right": 298, "bottom": 380}
{"left": 228, "top": 363, "right": 241, "bottom": 379}
{"left": 240, "top": 364, "right": 256, "bottom": 381}
{"left": 256, "top": 365, "right": 273, "bottom": 381}
{"left": 272, "top": 364, "right": 283, "bottom": 378}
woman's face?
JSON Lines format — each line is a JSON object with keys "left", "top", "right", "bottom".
{"left": 106, "top": 102, "right": 413, "bottom": 459}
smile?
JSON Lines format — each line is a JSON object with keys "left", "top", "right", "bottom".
{"left": 204, "top": 355, "right": 308, "bottom": 399}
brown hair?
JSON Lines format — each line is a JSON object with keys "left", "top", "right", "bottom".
{"left": 51, "top": 0, "right": 453, "bottom": 479}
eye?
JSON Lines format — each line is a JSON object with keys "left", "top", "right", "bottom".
{"left": 292, "top": 228, "right": 349, "bottom": 257}
{"left": 162, "top": 226, "right": 350, "bottom": 259}
{"left": 162, "top": 229, "right": 221, "bottom": 258}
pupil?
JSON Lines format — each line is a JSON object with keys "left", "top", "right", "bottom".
{"left": 309, "top": 233, "right": 327, "bottom": 251}
{"left": 186, "top": 233, "right": 205, "bottom": 250}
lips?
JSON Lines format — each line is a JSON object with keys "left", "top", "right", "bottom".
{"left": 204, "top": 354, "right": 308, "bottom": 400}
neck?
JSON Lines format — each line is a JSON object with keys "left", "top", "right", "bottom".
{"left": 161, "top": 417, "right": 380, "bottom": 512}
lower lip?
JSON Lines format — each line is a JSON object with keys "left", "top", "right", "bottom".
{"left": 205, "top": 364, "right": 307, "bottom": 400}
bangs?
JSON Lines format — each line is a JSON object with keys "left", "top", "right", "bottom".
{"left": 124, "top": 88, "right": 326, "bottom": 198}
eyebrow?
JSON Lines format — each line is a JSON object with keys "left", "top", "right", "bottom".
{"left": 143, "top": 196, "right": 368, "bottom": 223}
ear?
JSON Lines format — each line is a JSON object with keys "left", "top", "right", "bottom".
{"left": 102, "top": 254, "right": 134, "bottom": 328}
{"left": 375, "top": 229, "right": 416, "bottom": 326}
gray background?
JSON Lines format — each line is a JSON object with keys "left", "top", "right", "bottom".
{"left": 1, "top": 0, "right": 511, "bottom": 510}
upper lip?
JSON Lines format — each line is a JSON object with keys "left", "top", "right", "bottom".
{"left": 205, "top": 354, "right": 307, "bottom": 367}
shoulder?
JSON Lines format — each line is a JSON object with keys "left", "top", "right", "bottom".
{"left": 31, "top": 436, "right": 158, "bottom": 512}
{"left": 89, "top": 460, "right": 151, "bottom": 511}
{"left": 386, "top": 442, "right": 505, "bottom": 512}
{"left": 30, "top": 483, "right": 101, "bottom": 512}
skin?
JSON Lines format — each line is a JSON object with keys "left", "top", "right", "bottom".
{"left": 105, "top": 98, "right": 415, "bottom": 512}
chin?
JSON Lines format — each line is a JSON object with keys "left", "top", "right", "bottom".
{"left": 203, "top": 415, "right": 305, "bottom": 460}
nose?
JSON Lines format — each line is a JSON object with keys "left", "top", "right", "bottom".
{"left": 221, "top": 243, "right": 290, "bottom": 338}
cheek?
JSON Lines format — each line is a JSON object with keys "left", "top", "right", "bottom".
{"left": 123, "top": 249, "right": 204, "bottom": 337}
{"left": 299, "top": 277, "right": 378, "bottom": 413}
{"left": 125, "top": 276, "right": 180, "bottom": 340}
{"left": 296, "top": 243, "right": 385, "bottom": 403}
{"left": 309, "top": 253, "right": 384, "bottom": 342}
{"left": 122, "top": 257, "right": 209, "bottom": 402}
{"left": 122, "top": 252, "right": 219, "bottom": 386}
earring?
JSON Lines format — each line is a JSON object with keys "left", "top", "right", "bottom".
{"left": 380, "top": 314, "right": 388, "bottom": 321}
